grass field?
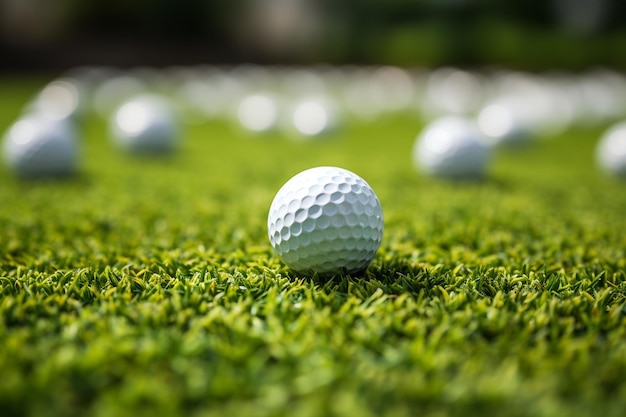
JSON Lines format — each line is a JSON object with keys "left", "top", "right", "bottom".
{"left": 1, "top": 76, "right": 625, "bottom": 417}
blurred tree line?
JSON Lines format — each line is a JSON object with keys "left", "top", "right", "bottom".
{"left": 1, "top": 0, "right": 625, "bottom": 70}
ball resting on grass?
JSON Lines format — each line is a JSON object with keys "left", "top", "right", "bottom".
{"left": 268, "top": 166, "right": 383, "bottom": 276}
{"left": 477, "top": 103, "right": 531, "bottom": 147}
{"left": 289, "top": 96, "right": 339, "bottom": 139}
{"left": 110, "top": 94, "right": 179, "bottom": 154}
{"left": 3, "top": 114, "right": 78, "bottom": 179}
{"left": 237, "top": 93, "right": 280, "bottom": 134}
{"left": 413, "top": 115, "right": 490, "bottom": 180}
{"left": 596, "top": 121, "right": 626, "bottom": 177}
{"left": 33, "top": 78, "right": 85, "bottom": 123}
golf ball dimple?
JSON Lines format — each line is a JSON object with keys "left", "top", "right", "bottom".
{"left": 413, "top": 115, "right": 490, "bottom": 179}
{"left": 2, "top": 115, "right": 78, "bottom": 178}
{"left": 268, "top": 166, "right": 383, "bottom": 276}
{"left": 111, "top": 94, "right": 179, "bottom": 154}
{"left": 596, "top": 121, "right": 626, "bottom": 177}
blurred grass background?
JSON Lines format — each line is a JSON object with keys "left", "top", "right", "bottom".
{"left": 1, "top": 0, "right": 625, "bottom": 71}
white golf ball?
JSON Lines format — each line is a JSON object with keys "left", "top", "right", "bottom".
{"left": 413, "top": 115, "right": 490, "bottom": 179}
{"left": 477, "top": 103, "right": 530, "bottom": 146}
{"left": 596, "top": 121, "right": 626, "bottom": 177}
{"left": 3, "top": 114, "right": 78, "bottom": 178}
{"left": 268, "top": 166, "right": 383, "bottom": 276}
{"left": 237, "top": 93, "right": 280, "bottom": 133}
{"left": 110, "top": 94, "right": 178, "bottom": 154}
{"left": 33, "top": 78, "right": 85, "bottom": 122}
{"left": 290, "top": 96, "right": 339, "bottom": 138}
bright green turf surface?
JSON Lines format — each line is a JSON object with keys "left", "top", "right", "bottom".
{"left": 1, "top": 78, "right": 625, "bottom": 417}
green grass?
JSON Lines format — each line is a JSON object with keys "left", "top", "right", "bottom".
{"left": 1, "top": 77, "right": 625, "bottom": 417}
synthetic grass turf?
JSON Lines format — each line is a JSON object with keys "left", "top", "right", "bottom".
{"left": 1, "top": 78, "right": 625, "bottom": 417}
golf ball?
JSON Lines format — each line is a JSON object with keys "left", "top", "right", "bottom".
{"left": 33, "top": 78, "right": 85, "bottom": 122}
{"left": 3, "top": 114, "right": 78, "bottom": 178}
{"left": 110, "top": 94, "right": 178, "bottom": 154}
{"left": 268, "top": 166, "right": 383, "bottom": 276}
{"left": 596, "top": 121, "right": 626, "bottom": 177}
{"left": 413, "top": 115, "right": 490, "bottom": 179}
{"left": 290, "top": 96, "right": 339, "bottom": 138}
{"left": 237, "top": 93, "right": 280, "bottom": 133}
{"left": 477, "top": 103, "right": 530, "bottom": 147}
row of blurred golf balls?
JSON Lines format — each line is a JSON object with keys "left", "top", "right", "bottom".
{"left": 3, "top": 65, "right": 626, "bottom": 179}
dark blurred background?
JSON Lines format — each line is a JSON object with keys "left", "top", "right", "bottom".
{"left": 1, "top": 0, "right": 625, "bottom": 72}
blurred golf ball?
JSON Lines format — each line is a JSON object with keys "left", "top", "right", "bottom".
{"left": 477, "top": 102, "right": 530, "bottom": 146}
{"left": 268, "top": 166, "right": 383, "bottom": 276}
{"left": 3, "top": 114, "right": 78, "bottom": 178}
{"left": 93, "top": 74, "right": 146, "bottom": 118}
{"left": 32, "top": 78, "right": 86, "bottom": 122}
{"left": 289, "top": 96, "right": 339, "bottom": 138}
{"left": 237, "top": 93, "right": 281, "bottom": 133}
{"left": 596, "top": 121, "right": 626, "bottom": 177}
{"left": 413, "top": 115, "right": 490, "bottom": 179}
{"left": 110, "top": 94, "right": 179, "bottom": 154}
